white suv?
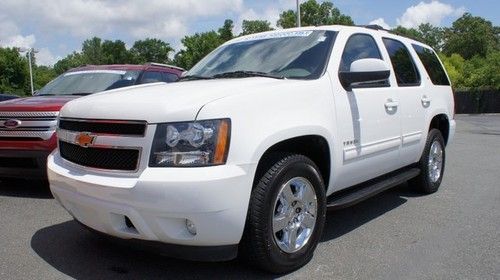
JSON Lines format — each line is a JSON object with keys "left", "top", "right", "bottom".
{"left": 48, "top": 25, "right": 456, "bottom": 273}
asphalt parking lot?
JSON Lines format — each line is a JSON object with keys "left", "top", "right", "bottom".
{"left": 0, "top": 114, "right": 499, "bottom": 280}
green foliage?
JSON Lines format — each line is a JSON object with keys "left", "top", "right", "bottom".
{"left": 391, "top": 26, "right": 424, "bottom": 42}
{"left": 173, "top": 31, "right": 223, "bottom": 70}
{"left": 101, "top": 39, "right": 132, "bottom": 64}
{"left": 442, "top": 13, "right": 499, "bottom": 59}
{"left": 218, "top": 19, "right": 234, "bottom": 42}
{"left": 82, "top": 37, "right": 104, "bottom": 64}
{"left": 130, "top": 38, "right": 174, "bottom": 64}
{"left": 33, "top": 65, "right": 57, "bottom": 91}
{"left": 240, "top": 20, "right": 273, "bottom": 36}
{"left": 277, "top": 0, "right": 353, "bottom": 28}
{"left": 0, "top": 47, "right": 29, "bottom": 96}
{"left": 53, "top": 52, "right": 85, "bottom": 74}
{"left": 417, "top": 23, "right": 444, "bottom": 51}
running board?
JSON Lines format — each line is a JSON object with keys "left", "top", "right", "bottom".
{"left": 327, "top": 167, "right": 420, "bottom": 210}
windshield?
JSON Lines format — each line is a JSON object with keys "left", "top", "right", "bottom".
{"left": 187, "top": 30, "right": 337, "bottom": 80}
{"left": 36, "top": 70, "right": 141, "bottom": 96}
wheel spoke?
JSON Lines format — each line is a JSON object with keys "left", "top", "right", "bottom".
{"left": 273, "top": 215, "right": 289, "bottom": 233}
{"left": 281, "top": 183, "right": 295, "bottom": 204}
{"left": 302, "top": 212, "right": 316, "bottom": 229}
{"left": 287, "top": 227, "right": 298, "bottom": 250}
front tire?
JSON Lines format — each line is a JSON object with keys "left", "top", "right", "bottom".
{"left": 410, "top": 129, "right": 446, "bottom": 194}
{"left": 241, "top": 154, "right": 326, "bottom": 274}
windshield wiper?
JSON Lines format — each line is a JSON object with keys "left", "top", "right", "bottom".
{"left": 178, "top": 75, "right": 214, "bottom": 81}
{"left": 211, "top": 71, "right": 285, "bottom": 80}
{"left": 67, "top": 92, "right": 92, "bottom": 96}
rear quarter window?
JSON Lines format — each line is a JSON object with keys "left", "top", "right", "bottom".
{"left": 412, "top": 44, "right": 450, "bottom": 86}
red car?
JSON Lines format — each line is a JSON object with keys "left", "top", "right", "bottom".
{"left": 0, "top": 63, "right": 184, "bottom": 180}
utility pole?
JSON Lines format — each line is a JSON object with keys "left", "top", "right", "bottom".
{"left": 296, "top": 0, "right": 301, "bottom": 27}
{"left": 18, "top": 47, "right": 38, "bottom": 95}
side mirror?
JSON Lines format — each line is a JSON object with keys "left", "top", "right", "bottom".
{"left": 32, "top": 90, "right": 38, "bottom": 96}
{"left": 339, "top": 58, "right": 390, "bottom": 89}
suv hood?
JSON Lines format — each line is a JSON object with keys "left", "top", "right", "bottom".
{"left": 60, "top": 79, "right": 296, "bottom": 123}
{"left": 0, "top": 95, "right": 77, "bottom": 112}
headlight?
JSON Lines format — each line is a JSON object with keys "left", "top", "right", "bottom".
{"left": 149, "top": 119, "right": 230, "bottom": 167}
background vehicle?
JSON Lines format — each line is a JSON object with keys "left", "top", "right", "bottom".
{"left": 0, "top": 63, "right": 184, "bottom": 180}
{"left": 0, "top": 93, "right": 19, "bottom": 102}
{"left": 48, "top": 26, "right": 455, "bottom": 273}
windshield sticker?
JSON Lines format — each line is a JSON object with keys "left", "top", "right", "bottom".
{"left": 238, "top": 30, "right": 314, "bottom": 42}
{"left": 64, "top": 70, "right": 127, "bottom": 76}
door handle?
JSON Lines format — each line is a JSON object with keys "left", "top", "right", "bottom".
{"left": 421, "top": 96, "right": 431, "bottom": 107}
{"left": 384, "top": 99, "right": 399, "bottom": 110}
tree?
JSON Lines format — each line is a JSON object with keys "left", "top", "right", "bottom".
{"left": 442, "top": 13, "right": 499, "bottom": 59}
{"left": 391, "top": 26, "right": 424, "bottom": 42}
{"left": 277, "top": 0, "right": 354, "bottom": 28}
{"left": 130, "top": 38, "right": 174, "bottom": 64}
{"left": 0, "top": 47, "right": 29, "bottom": 95}
{"left": 101, "top": 40, "right": 132, "bottom": 64}
{"left": 218, "top": 19, "right": 234, "bottom": 42}
{"left": 174, "top": 31, "right": 223, "bottom": 69}
{"left": 33, "top": 65, "right": 57, "bottom": 91}
{"left": 240, "top": 20, "right": 273, "bottom": 36}
{"left": 53, "top": 51, "right": 86, "bottom": 74}
{"left": 82, "top": 37, "right": 104, "bottom": 64}
{"left": 417, "top": 23, "right": 444, "bottom": 51}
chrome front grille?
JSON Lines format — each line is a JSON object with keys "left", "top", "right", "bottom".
{"left": 0, "top": 111, "right": 58, "bottom": 141}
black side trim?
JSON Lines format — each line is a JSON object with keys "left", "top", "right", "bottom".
{"left": 327, "top": 166, "right": 420, "bottom": 210}
{"left": 76, "top": 221, "right": 238, "bottom": 262}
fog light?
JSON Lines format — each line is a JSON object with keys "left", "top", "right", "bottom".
{"left": 186, "top": 219, "right": 197, "bottom": 236}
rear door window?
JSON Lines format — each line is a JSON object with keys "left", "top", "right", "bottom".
{"left": 382, "top": 38, "right": 420, "bottom": 87}
{"left": 412, "top": 44, "right": 450, "bottom": 86}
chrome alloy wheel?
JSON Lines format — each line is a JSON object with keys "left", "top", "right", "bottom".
{"left": 272, "top": 177, "right": 318, "bottom": 253}
{"left": 428, "top": 141, "right": 443, "bottom": 183}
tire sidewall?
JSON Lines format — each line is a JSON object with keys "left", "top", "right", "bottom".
{"left": 421, "top": 129, "right": 446, "bottom": 192}
{"left": 262, "top": 157, "right": 326, "bottom": 270}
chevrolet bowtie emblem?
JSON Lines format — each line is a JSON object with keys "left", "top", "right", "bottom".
{"left": 75, "top": 132, "right": 96, "bottom": 148}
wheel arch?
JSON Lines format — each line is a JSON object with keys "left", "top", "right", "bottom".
{"left": 252, "top": 134, "right": 332, "bottom": 191}
{"left": 428, "top": 113, "right": 450, "bottom": 145}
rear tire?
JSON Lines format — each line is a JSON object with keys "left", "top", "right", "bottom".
{"left": 241, "top": 154, "right": 326, "bottom": 274}
{"left": 409, "top": 129, "right": 446, "bottom": 194}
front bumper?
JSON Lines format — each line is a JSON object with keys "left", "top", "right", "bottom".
{"left": 48, "top": 151, "right": 256, "bottom": 256}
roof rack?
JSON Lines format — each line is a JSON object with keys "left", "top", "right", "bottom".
{"left": 146, "top": 62, "right": 185, "bottom": 71}
{"left": 357, "top": 24, "right": 390, "bottom": 32}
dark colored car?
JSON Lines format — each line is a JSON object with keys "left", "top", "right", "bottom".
{"left": 0, "top": 63, "right": 184, "bottom": 180}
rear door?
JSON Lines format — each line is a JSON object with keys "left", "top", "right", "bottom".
{"left": 380, "top": 38, "right": 426, "bottom": 166}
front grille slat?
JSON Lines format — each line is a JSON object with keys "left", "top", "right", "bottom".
{"left": 59, "top": 141, "right": 139, "bottom": 171}
{"left": 59, "top": 119, "right": 146, "bottom": 136}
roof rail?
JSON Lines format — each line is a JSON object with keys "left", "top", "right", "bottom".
{"left": 146, "top": 62, "right": 185, "bottom": 71}
{"left": 357, "top": 24, "right": 390, "bottom": 32}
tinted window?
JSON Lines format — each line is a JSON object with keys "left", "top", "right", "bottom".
{"left": 382, "top": 38, "right": 420, "bottom": 86}
{"left": 340, "top": 34, "right": 382, "bottom": 72}
{"left": 188, "top": 30, "right": 337, "bottom": 80}
{"left": 412, "top": 44, "right": 450, "bottom": 85}
{"left": 141, "top": 71, "right": 164, "bottom": 84}
{"left": 163, "top": 72, "right": 179, "bottom": 82}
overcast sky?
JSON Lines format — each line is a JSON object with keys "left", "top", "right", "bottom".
{"left": 1, "top": 0, "right": 498, "bottom": 66}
